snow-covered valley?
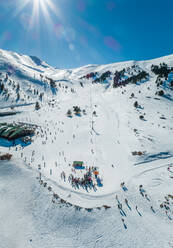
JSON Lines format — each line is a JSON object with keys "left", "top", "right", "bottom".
{"left": 0, "top": 49, "right": 173, "bottom": 247}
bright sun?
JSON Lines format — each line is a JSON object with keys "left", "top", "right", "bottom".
{"left": 15, "top": 0, "right": 60, "bottom": 29}
{"left": 31, "top": 0, "right": 59, "bottom": 26}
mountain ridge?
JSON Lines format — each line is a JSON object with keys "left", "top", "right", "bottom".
{"left": 1, "top": 48, "right": 173, "bottom": 71}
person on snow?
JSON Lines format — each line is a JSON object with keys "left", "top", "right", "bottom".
{"left": 140, "top": 190, "right": 144, "bottom": 197}
{"left": 118, "top": 203, "right": 122, "bottom": 210}
{"left": 151, "top": 206, "right": 154, "bottom": 212}
{"left": 120, "top": 182, "right": 125, "bottom": 187}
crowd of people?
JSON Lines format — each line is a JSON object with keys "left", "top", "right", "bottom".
{"left": 68, "top": 172, "right": 97, "bottom": 191}
{"left": 60, "top": 166, "right": 102, "bottom": 192}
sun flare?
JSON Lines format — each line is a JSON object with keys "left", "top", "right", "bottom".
{"left": 15, "top": 0, "right": 60, "bottom": 29}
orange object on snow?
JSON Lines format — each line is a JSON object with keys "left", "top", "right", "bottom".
{"left": 93, "top": 171, "right": 99, "bottom": 175}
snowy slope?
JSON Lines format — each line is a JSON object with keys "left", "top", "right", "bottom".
{"left": 0, "top": 49, "right": 173, "bottom": 247}
{"left": 0, "top": 160, "right": 173, "bottom": 248}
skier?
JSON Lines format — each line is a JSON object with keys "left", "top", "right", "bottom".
{"left": 140, "top": 190, "right": 144, "bottom": 197}
{"left": 118, "top": 203, "right": 122, "bottom": 210}
{"left": 120, "top": 182, "right": 125, "bottom": 187}
{"left": 151, "top": 206, "right": 154, "bottom": 212}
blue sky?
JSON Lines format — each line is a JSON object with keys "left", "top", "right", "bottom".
{"left": 0, "top": 0, "right": 173, "bottom": 68}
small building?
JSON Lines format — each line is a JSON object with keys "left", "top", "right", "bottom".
{"left": 73, "top": 161, "right": 84, "bottom": 169}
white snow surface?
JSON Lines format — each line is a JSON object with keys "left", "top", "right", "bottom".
{"left": 0, "top": 49, "right": 173, "bottom": 247}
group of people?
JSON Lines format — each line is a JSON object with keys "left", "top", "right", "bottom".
{"left": 160, "top": 196, "right": 172, "bottom": 213}
{"left": 68, "top": 171, "right": 97, "bottom": 191}
{"left": 59, "top": 165, "right": 102, "bottom": 192}
{"left": 116, "top": 181, "right": 173, "bottom": 229}
{"left": 139, "top": 184, "right": 173, "bottom": 218}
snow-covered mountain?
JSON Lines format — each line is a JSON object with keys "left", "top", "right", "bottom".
{"left": 0, "top": 49, "right": 173, "bottom": 248}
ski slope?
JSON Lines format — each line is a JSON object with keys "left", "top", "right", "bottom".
{"left": 0, "top": 49, "right": 173, "bottom": 247}
{"left": 0, "top": 159, "right": 173, "bottom": 248}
